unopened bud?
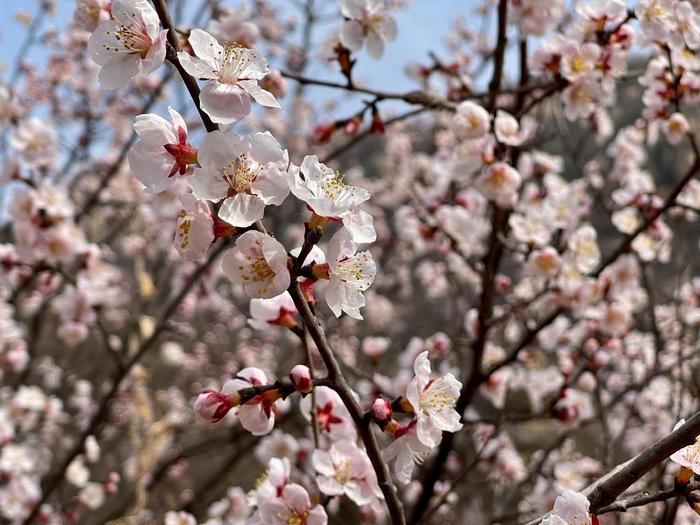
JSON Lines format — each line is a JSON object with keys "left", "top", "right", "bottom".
{"left": 193, "top": 390, "right": 239, "bottom": 423}
{"left": 371, "top": 398, "right": 393, "bottom": 425}
{"left": 345, "top": 116, "right": 361, "bottom": 135}
{"left": 290, "top": 365, "right": 313, "bottom": 394}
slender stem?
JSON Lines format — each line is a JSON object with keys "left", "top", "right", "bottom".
{"left": 288, "top": 282, "right": 406, "bottom": 525}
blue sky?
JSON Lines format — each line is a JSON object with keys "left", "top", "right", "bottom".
{"left": 0, "top": 0, "right": 479, "bottom": 100}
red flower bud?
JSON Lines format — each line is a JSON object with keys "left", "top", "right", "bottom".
{"left": 371, "top": 398, "right": 393, "bottom": 425}
{"left": 289, "top": 365, "right": 313, "bottom": 393}
{"left": 194, "top": 390, "right": 239, "bottom": 423}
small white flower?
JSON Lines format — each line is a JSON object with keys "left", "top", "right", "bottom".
{"left": 324, "top": 228, "right": 376, "bottom": 319}
{"left": 248, "top": 291, "right": 298, "bottom": 331}
{"left": 258, "top": 483, "right": 328, "bottom": 525}
{"left": 670, "top": 419, "right": 700, "bottom": 474}
{"left": 540, "top": 490, "right": 592, "bottom": 525}
{"left": 191, "top": 130, "right": 289, "bottom": 227}
{"left": 222, "top": 231, "right": 290, "bottom": 299}
{"left": 177, "top": 29, "right": 279, "bottom": 124}
{"left": 383, "top": 424, "right": 433, "bottom": 485}
{"left": 289, "top": 155, "right": 371, "bottom": 218}
{"left": 560, "top": 42, "right": 601, "bottom": 83}
{"left": 224, "top": 367, "right": 276, "bottom": 435}
{"left": 87, "top": 0, "right": 167, "bottom": 89}
{"left": 165, "top": 511, "right": 197, "bottom": 525}
{"left": 406, "top": 351, "right": 463, "bottom": 447}
{"left": 79, "top": 482, "right": 105, "bottom": 510}
{"left": 313, "top": 439, "right": 382, "bottom": 505}
{"left": 128, "top": 107, "right": 196, "bottom": 193}
{"left": 174, "top": 195, "right": 214, "bottom": 262}
{"left": 339, "top": 0, "right": 398, "bottom": 60}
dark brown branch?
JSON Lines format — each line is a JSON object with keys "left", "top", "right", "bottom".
{"left": 288, "top": 282, "right": 406, "bottom": 525}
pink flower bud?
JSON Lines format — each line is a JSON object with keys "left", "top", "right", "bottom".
{"left": 289, "top": 365, "right": 313, "bottom": 394}
{"left": 495, "top": 275, "right": 511, "bottom": 293}
{"left": 371, "top": 398, "right": 393, "bottom": 424}
{"left": 193, "top": 390, "right": 238, "bottom": 423}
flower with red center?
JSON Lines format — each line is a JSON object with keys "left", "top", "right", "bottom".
{"left": 223, "top": 368, "right": 278, "bottom": 436}
{"left": 128, "top": 107, "right": 197, "bottom": 194}
{"left": 193, "top": 389, "right": 240, "bottom": 423}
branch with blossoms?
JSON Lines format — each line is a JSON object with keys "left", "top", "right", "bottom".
{"left": 8, "top": 0, "right": 700, "bottom": 525}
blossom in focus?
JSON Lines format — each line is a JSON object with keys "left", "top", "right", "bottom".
{"left": 10, "top": 118, "right": 58, "bottom": 168}
{"left": 324, "top": 228, "right": 376, "bottom": 319}
{"left": 190, "top": 130, "right": 289, "bottom": 227}
{"left": 406, "top": 351, "right": 463, "bottom": 447}
{"left": 224, "top": 367, "right": 277, "bottom": 435}
{"left": 248, "top": 291, "right": 298, "bottom": 331}
{"left": 289, "top": 365, "right": 312, "bottom": 393}
{"left": 174, "top": 195, "right": 215, "bottom": 262}
{"left": 312, "top": 439, "right": 382, "bottom": 505}
{"left": 193, "top": 389, "right": 239, "bottom": 423}
{"left": 338, "top": 0, "right": 398, "bottom": 60}
{"left": 222, "top": 231, "right": 290, "bottom": 299}
{"left": 128, "top": 107, "right": 197, "bottom": 193}
{"left": 540, "top": 490, "right": 592, "bottom": 525}
{"left": 670, "top": 419, "right": 700, "bottom": 475}
{"left": 289, "top": 155, "right": 371, "bottom": 218}
{"left": 258, "top": 483, "right": 327, "bottom": 525}
{"left": 177, "top": 29, "right": 280, "bottom": 124}
{"left": 383, "top": 423, "right": 432, "bottom": 485}
{"left": 300, "top": 386, "right": 357, "bottom": 440}
{"left": 87, "top": 0, "right": 167, "bottom": 89}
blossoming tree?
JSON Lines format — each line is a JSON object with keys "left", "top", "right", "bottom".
{"left": 5, "top": 0, "right": 700, "bottom": 524}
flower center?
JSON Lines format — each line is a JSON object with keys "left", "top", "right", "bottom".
{"left": 104, "top": 11, "right": 152, "bottom": 58}
{"left": 240, "top": 256, "right": 275, "bottom": 283}
{"left": 335, "top": 254, "right": 372, "bottom": 289}
{"left": 420, "top": 383, "right": 458, "bottom": 413}
{"left": 217, "top": 42, "right": 256, "bottom": 83}
{"left": 319, "top": 170, "right": 354, "bottom": 203}
{"left": 222, "top": 154, "right": 260, "bottom": 195}
{"left": 333, "top": 458, "right": 353, "bottom": 484}
{"left": 285, "top": 510, "right": 308, "bottom": 525}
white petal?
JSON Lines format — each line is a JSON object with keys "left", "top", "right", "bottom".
{"left": 127, "top": 142, "right": 176, "bottom": 193}
{"left": 238, "top": 80, "right": 281, "bottom": 108}
{"left": 188, "top": 28, "right": 224, "bottom": 65}
{"left": 366, "top": 32, "right": 385, "bottom": 60}
{"left": 133, "top": 113, "right": 176, "bottom": 144}
{"left": 189, "top": 168, "right": 229, "bottom": 201}
{"left": 198, "top": 130, "right": 245, "bottom": 170}
{"left": 98, "top": 55, "right": 141, "bottom": 90}
{"left": 200, "top": 81, "right": 252, "bottom": 124}
{"left": 177, "top": 51, "right": 218, "bottom": 79}
{"left": 140, "top": 29, "right": 167, "bottom": 76}
{"left": 218, "top": 194, "right": 265, "bottom": 227}
{"left": 340, "top": 21, "right": 365, "bottom": 51}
